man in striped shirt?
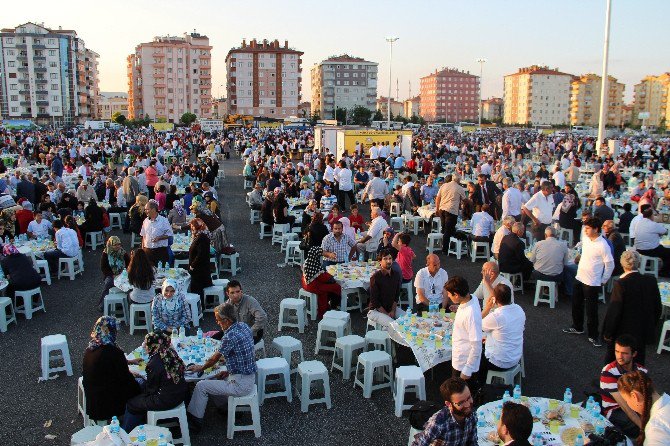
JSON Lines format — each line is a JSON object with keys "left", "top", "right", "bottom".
{"left": 599, "top": 334, "right": 648, "bottom": 438}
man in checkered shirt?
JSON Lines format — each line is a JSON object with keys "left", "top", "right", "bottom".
{"left": 321, "top": 220, "right": 357, "bottom": 266}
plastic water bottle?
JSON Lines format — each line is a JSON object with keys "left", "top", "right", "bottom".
{"left": 533, "top": 433, "right": 543, "bottom": 446}
{"left": 513, "top": 384, "right": 522, "bottom": 401}
{"left": 137, "top": 425, "right": 146, "bottom": 443}
{"left": 502, "top": 390, "right": 511, "bottom": 402}
{"left": 563, "top": 387, "right": 573, "bottom": 404}
{"left": 595, "top": 416, "right": 605, "bottom": 436}
{"left": 477, "top": 409, "right": 485, "bottom": 427}
{"left": 171, "top": 328, "right": 177, "bottom": 341}
{"left": 197, "top": 327, "right": 203, "bottom": 340}
{"left": 574, "top": 434, "right": 584, "bottom": 446}
{"left": 157, "top": 434, "right": 167, "bottom": 446}
{"left": 179, "top": 326, "right": 185, "bottom": 340}
{"left": 585, "top": 395, "right": 595, "bottom": 411}
{"left": 358, "top": 251, "right": 364, "bottom": 262}
{"left": 110, "top": 416, "right": 119, "bottom": 434}
{"left": 592, "top": 402, "right": 602, "bottom": 418}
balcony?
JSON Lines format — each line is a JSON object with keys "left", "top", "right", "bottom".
{"left": 34, "top": 56, "right": 46, "bottom": 61}
{"left": 20, "top": 101, "right": 31, "bottom": 106}
{"left": 34, "top": 67, "right": 47, "bottom": 73}
{"left": 153, "top": 82, "right": 166, "bottom": 88}
{"left": 200, "top": 73, "right": 211, "bottom": 78}
{"left": 35, "top": 78, "right": 48, "bottom": 84}
{"left": 17, "top": 66, "right": 28, "bottom": 72}
{"left": 155, "top": 93, "right": 166, "bottom": 98}
{"left": 36, "top": 90, "right": 47, "bottom": 95}
{"left": 153, "top": 63, "right": 165, "bottom": 68}
{"left": 36, "top": 100, "right": 48, "bottom": 106}
{"left": 33, "top": 44, "right": 46, "bottom": 49}
{"left": 19, "top": 89, "right": 30, "bottom": 94}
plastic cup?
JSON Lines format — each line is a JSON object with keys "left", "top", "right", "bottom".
{"left": 439, "top": 308, "right": 446, "bottom": 316}
{"left": 548, "top": 399, "right": 559, "bottom": 410}
{"left": 416, "top": 337, "right": 424, "bottom": 347}
{"left": 571, "top": 404, "right": 580, "bottom": 418}
{"left": 435, "top": 339, "right": 443, "bottom": 349}
{"left": 421, "top": 311, "right": 429, "bottom": 318}
{"left": 449, "top": 312, "right": 456, "bottom": 320}
{"left": 549, "top": 420, "right": 560, "bottom": 434}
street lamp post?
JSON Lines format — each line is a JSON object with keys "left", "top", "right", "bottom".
{"left": 476, "top": 58, "right": 487, "bottom": 128}
{"left": 385, "top": 37, "right": 399, "bottom": 128}
{"left": 596, "top": 0, "right": 612, "bottom": 155}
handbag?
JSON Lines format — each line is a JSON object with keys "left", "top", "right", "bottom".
{"left": 299, "top": 232, "right": 310, "bottom": 251}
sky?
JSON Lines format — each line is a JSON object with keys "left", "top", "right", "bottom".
{"left": 4, "top": 0, "right": 669, "bottom": 104}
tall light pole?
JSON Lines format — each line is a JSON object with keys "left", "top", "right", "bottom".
{"left": 476, "top": 58, "right": 487, "bottom": 128}
{"left": 386, "top": 37, "right": 399, "bottom": 128}
{"left": 596, "top": 0, "right": 612, "bottom": 155}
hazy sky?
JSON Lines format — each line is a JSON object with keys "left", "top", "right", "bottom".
{"left": 5, "top": 0, "right": 669, "bottom": 104}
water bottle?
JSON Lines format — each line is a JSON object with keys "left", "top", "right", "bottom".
{"left": 137, "top": 425, "right": 146, "bottom": 443}
{"left": 157, "top": 434, "right": 167, "bottom": 446}
{"left": 477, "top": 409, "right": 485, "bottom": 427}
{"left": 197, "top": 327, "right": 203, "bottom": 340}
{"left": 595, "top": 416, "right": 605, "bottom": 436}
{"left": 179, "top": 326, "right": 185, "bottom": 340}
{"left": 171, "top": 328, "right": 177, "bottom": 341}
{"left": 563, "top": 387, "right": 573, "bottom": 404}
{"left": 532, "top": 433, "right": 543, "bottom": 446}
{"left": 110, "top": 416, "right": 120, "bottom": 434}
{"left": 585, "top": 395, "right": 595, "bottom": 411}
{"left": 592, "top": 402, "right": 601, "bottom": 418}
{"left": 574, "top": 434, "right": 584, "bottom": 446}
{"left": 513, "top": 384, "right": 522, "bottom": 401}
{"left": 502, "top": 390, "right": 511, "bottom": 402}
{"left": 358, "top": 251, "right": 364, "bottom": 262}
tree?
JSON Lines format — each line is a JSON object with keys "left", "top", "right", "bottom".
{"left": 409, "top": 114, "right": 420, "bottom": 124}
{"left": 373, "top": 109, "right": 384, "bottom": 121}
{"left": 335, "top": 107, "right": 347, "bottom": 125}
{"left": 111, "top": 112, "right": 126, "bottom": 125}
{"left": 350, "top": 106, "right": 373, "bottom": 126}
{"left": 309, "top": 111, "right": 320, "bottom": 126}
{"left": 180, "top": 112, "right": 197, "bottom": 126}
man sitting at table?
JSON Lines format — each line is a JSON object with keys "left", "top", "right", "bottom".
{"left": 602, "top": 220, "right": 626, "bottom": 276}
{"left": 492, "top": 216, "right": 514, "bottom": 260}
{"left": 593, "top": 196, "right": 615, "bottom": 222}
{"left": 498, "top": 222, "right": 533, "bottom": 281}
{"left": 43, "top": 219, "right": 80, "bottom": 277}
{"left": 633, "top": 204, "right": 670, "bottom": 276}
{"left": 187, "top": 303, "right": 257, "bottom": 434}
{"left": 469, "top": 204, "right": 495, "bottom": 245}
{"left": 497, "top": 402, "right": 534, "bottom": 446}
{"left": 367, "top": 249, "right": 404, "bottom": 329}
{"left": 617, "top": 202, "right": 634, "bottom": 235}
{"left": 221, "top": 280, "right": 267, "bottom": 344}
{"left": 414, "top": 253, "right": 449, "bottom": 314}
{"left": 321, "top": 220, "right": 356, "bottom": 266}
{"left": 529, "top": 226, "right": 570, "bottom": 283}
{"left": 473, "top": 261, "right": 514, "bottom": 316}
{"left": 479, "top": 284, "right": 526, "bottom": 383}
{"left": 27, "top": 209, "right": 52, "bottom": 239}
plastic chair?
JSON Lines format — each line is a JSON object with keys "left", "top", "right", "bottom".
{"left": 146, "top": 402, "right": 190, "bottom": 445}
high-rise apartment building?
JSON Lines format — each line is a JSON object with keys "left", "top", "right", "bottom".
{"left": 569, "top": 74, "right": 624, "bottom": 126}
{"left": 0, "top": 22, "right": 100, "bottom": 125}
{"left": 98, "top": 92, "right": 128, "bottom": 121}
{"left": 504, "top": 65, "right": 572, "bottom": 125}
{"left": 310, "top": 55, "right": 377, "bottom": 119}
{"left": 127, "top": 32, "right": 212, "bottom": 122}
{"left": 419, "top": 68, "right": 480, "bottom": 122}
{"left": 226, "top": 39, "right": 303, "bottom": 118}
{"left": 481, "top": 97, "right": 503, "bottom": 121}
{"left": 632, "top": 73, "right": 670, "bottom": 127}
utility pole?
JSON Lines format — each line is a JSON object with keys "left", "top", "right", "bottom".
{"left": 596, "top": 0, "right": 613, "bottom": 155}
{"left": 385, "top": 37, "right": 399, "bottom": 128}
{"left": 476, "top": 58, "right": 487, "bottom": 128}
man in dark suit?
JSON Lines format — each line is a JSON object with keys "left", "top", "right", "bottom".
{"left": 498, "top": 222, "right": 533, "bottom": 280}
{"left": 497, "top": 401, "right": 533, "bottom": 446}
{"left": 473, "top": 174, "right": 500, "bottom": 216}
{"left": 16, "top": 174, "right": 35, "bottom": 205}
{"left": 593, "top": 196, "right": 615, "bottom": 222}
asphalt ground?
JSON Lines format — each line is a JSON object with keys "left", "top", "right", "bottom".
{"left": 0, "top": 156, "right": 668, "bottom": 446}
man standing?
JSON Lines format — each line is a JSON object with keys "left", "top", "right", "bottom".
{"left": 361, "top": 170, "right": 388, "bottom": 208}
{"left": 563, "top": 216, "right": 614, "bottom": 347}
{"left": 435, "top": 174, "right": 466, "bottom": 255}
{"left": 335, "top": 160, "right": 354, "bottom": 211}
{"left": 501, "top": 179, "right": 523, "bottom": 221}
{"left": 413, "top": 254, "right": 449, "bottom": 313}
{"left": 473, "top": 174, "right": 500, "bottom": 214}
{"left": 224, "top": 280, "right": 268, "bottom": 344}
{"left": 522, "top": 182, "right": 553, "bottom": 242}
{"left": 141, "top": 199, "right": 173, "bottom": 265}
{"left": 321, "top": 220, "right": 356, "bottom": 265}
{"left": 367, "top": 249, "right": 404, "bottom": 329}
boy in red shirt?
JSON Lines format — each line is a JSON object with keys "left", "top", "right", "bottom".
{"left": 392, "top": 232, "right": 416, "bottom": 283}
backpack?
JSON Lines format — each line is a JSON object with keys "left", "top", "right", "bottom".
{"left": 406, "top": 400, "right": 441, "bottom": 430}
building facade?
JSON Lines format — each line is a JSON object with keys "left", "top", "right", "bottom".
{"left": 569, "top": 74, "right": 624, "bottom": 127}
{"left": 376, "top": 97, "right": 404, "bottom": 119}
{"left": 310, "top": 55, "right": 377, "bottom": 120}
{"left": 127, "top": 32, "right": 212, "bottom": 122}
{"left": 482, "top": 97, "right": 503, "bottom": 121}
{"left": 632, "top": 73, "right": 670, "bottom": 127}
{"left": 97, "top": 92, "right": 128, "bottom": 121}
{"left": 419, "top": 68, "right": 480, "bottom": 122}
{"left": 211, "top": 98, "right": 228, "bottom": 119}
{"left": 403, "top": 96, "right": 421, "bottom": 118}
{"left": 0, "top": 22, "right": 100, "bottom": 125}
{"left": 504, "top": 65, "right": 572, "bottom": 125}
{"left": 225, "top": 39, "right": 303, "bottom": 118}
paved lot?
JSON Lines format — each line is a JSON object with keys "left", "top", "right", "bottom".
{"left": 1, "top": 156, "right": 668, "bottom": 446}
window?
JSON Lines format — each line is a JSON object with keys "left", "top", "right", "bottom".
{"left": 52, "top": 106, "right": 60, "bottom": 112}
{"left": 6, "top": 37, "right": 13, "bottom": 44}
{"left": 10, "top": 84, "right": 18, "bottom": 91}
{"left": 194, "top": 88, "right": 198, "bottom": 94}
{"left": 52, "top": 95, "right": 59, "bottom": 101}
{"left": 11, "top": 107, "right": 18, "bottom": 113}
{"left": 48, "top": 50, "right": 56, "bottom": 56}
{"left": 50, "top": 73, "right": 57, "bottom": 79}
{"left": 10, "top": 95, "right": 18, "bottom": 101}
{"left": 7, "top": 50, "right": 14, "bottom": 55}
{"left": 48, "top": 38, "right": 55, "bottom": 44}
{"left": 193, "top": 79, "right": 198, "bottom": 84}
{"left": 8, "top": 73, "right": 16, "bottom": 79}
{"left": 8, "top": 61, "right": 15, "bottom": 67}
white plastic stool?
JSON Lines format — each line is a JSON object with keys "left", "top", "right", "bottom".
{"left": 295, "top": 360, "right": 332, "bottom": 412}
{"left": 58, "top": 254, "right": 83, "bottom": 280}
{"left": 486, "top": 363, "right": 522, "bottom": 386}
{"left": 259, "top": 222, "right": 272, "bottom": 239}
{"left": 256, "top": 357, "right": 292, "bottom": 404}
{"left": 399, "top": 282, "right": 414, "bottom": 310}
{"left": 471, "top": 241, "right": 490, "bottom": 262}
{"left": 353, "top": 350, "right": 393, "bottom": 398}
{"left": 501, "top": 272, "right": 524, "bottom": 294}
{"left": 219, "top": 252, "right": 241, "bottom": 276}
{"left": 272, "top": 223, "right": 290, "bottom": 246}
{"left": 33, "top": 257, "right": 51, "bottom": 286}
{"left": 403, "top": 215, "right": 422, "bottom": 235}
{"left": 131, "top": 232, "right": 141, "bottom": 248}
{"left": 41, "top": 334, "right": 73, "bottom": 380}
{"left": 244, "top": 179, "right": 254, "bottom": 189}
{"left": 184, "top": 293, "right": 203, "bottom": 327}
{"left": 285, "top": 241, "right": 304, "bottom": 267}
{"left": 14, "top": 287, "right": 45, "bottom": 319}
{"left": 209, "top": 255, "right": 219, "bottom": 279}
{"left": 534, "top": 280, "right": 558, "bottom": 308}
{"left": 109, "top": 213, "right": 123, "bottom": 230}
{"left": 430, "top": 219, "right": 442, "bottom": 234}
{"left": 390, "top": 202, "right": 402, "bottom": 217}
{"left": 340, "top": 287, "right": 362, "bottom": 312}
{"left": 146, "top": 402, "right": 190, "bottom": 445}
{"left": 331, "top": 335, "right": 365, "bottom": 380}
{"left": 85, "top": 231, "right": 103, "bottom": 250}
{"left": 129, "top": 303, "right": 152, "bottom": 335}
{"left": 299, "top": 289, "right": 318, "bottom": 321}
{"left": 558, "top": 228, "right": 573, "bottom": 247}
{"left": 227, "top": 385, "right": 261, "bottom": 439}
{"left": 393, "top": 366, "right": 426, "bottom": 417}
{"left": 0, "top": 296, "right": 17, "bottom": 332}
{"left": 280, "top": 232, "right": 298, "bottom": 253}
{"left": 202, "top": 285, "right": 225, "bottom": 312}
{"left": 448, "top": 237, "right": 467, "bottom": 260}
{"left": 408, "top": 427, "right": 421, "bottom": 446}
{"left": 640, "top": 255, "right": 660, "bottom": 278}
{"left": 250, "top": 209, "right": 261, "bottom": 224}
{"left": 70, "top": 426, "right": 103, "bottom": 445}
{"left": 657, "top": 320, "right": 670, "bottom": 354}
{"left": 272, "top": 336, "right": 304, "bottom": 375}
{"left": 103, "top": 293, "right": 128, "bottom": 324}
{"left": 315, "top": 317, "right": 347, "bottom": 354}
{"left": 323, "top": 310, "right": 352, "bottom": 334}
{"left": 173, "top": 258, "right": 189, "bottom": 269}
{"left": 365, "top": 330, "right": 391, "bottom": 353}
{"left": 426, "top": 233, "right": 442, "bottom": 254}
{"left": 278, "top": 298, "right": 307, "bottom": 333}
{"left": 390, "top": 216, "right": 405, "bottom": 232}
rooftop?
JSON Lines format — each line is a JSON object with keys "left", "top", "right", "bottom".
{"left": 322, "top": 54, "right": 377, "bottom": 64}
{"left": 421, "top": 67, "right": 478, "bottom": 80}
{"left": 506, "top": 64, "right": 573, "bottom": 77}
{"left": 226, "top": 38, "right": 303, "bottom": 58}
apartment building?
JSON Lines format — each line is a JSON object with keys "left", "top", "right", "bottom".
{"left": 310, "top": 54, "right": 378, "bottom": 119}
{"left": 127, "top": 32, "right": 212, "bottom": 122}
{"left": 503, "top": 65, "right": 573, "bottom": 125}
{"left": 225, "top": 39, "right": 303, "bottom": 118}
{"left": 482, "top": 97, "right": 503, "bottom": 121}
{"left": 419, "top": 68, "right": 480, "bottom": 122}
{"left": 403, "top": 96, "right": 421, "bottom": 119}
{"left": 376, "top": 96, "right": 404, "bottom": 118}
{"left": 98, "top": 92, "right": 128, "bottom": 120}
{"left": 0, "top": 22, "right": 100, "bottom": 125}
{"left": 570, "top": 74, "right": 624, "bottom": 126}
{"left": 632, "top": 73, "right": 670, "bottom": 127}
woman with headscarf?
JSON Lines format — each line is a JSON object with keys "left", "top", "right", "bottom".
{"left": 0, "top": 244, "right": 42, "bottom": 297}
{"left": 188, "top": 218, "right": 213, "bottom": 298}
{"left": 167, "top": 200, "right": 188, "bottom": 232}
{"left": 190, "top": 199, "right": 232, "bottom": 255}
{"left": 339, "top": 216, "right": 356, "bottom": 240}
{"left": 82, "top": 316, "right": 141, "bottom": 423}
{"left": 128, "top": 195, "right": 148, "bottom": 237}
{"left": 121, "top": 331, "right": 188, "bottom": 432}
{"left": 301, "top": 199, "right": 317, "bottom": 234}
{"left": 638, "top": 188, "right": 658, "bottom": 213}
{"left": 301, "top": 246, "right": 341, "bottom": 319}
{"left": 98, "top": 236, "right": 130, "bottom": 310}
{"left": 555, "top": 192, "right": 580, "bottom": 242}
{"left": 151, "top": 278, "right": 191, "bottom": 333}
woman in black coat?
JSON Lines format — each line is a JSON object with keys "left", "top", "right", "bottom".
{"left": 307, "top": 212, "right": 329, "bottom": 249}
{"left": 121, "top": 331, "right": 187, "bottom": 432}
{"left": 188, "top": 218, "right": 213, "bottom": 298}
{"left": 0, "top": 244, "right": 42, "bottom": 296}
{"left": 82, "top": 317, "right": 141, "bottom": 422}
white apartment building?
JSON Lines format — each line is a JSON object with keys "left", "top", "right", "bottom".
{"left": 504, "top": 65, "right": 573, "bottom": 125}
{"left": 310, "top": 55, "right": 378, "bottom": 119}
{"left": 0, "top": 22, "right": 100, "bottom": 125}
{"left": 226, "top": 39, "right": 303, "bottom": 118}
{"left": 127, "top": 32, "right": 212, "bottom": 122}
{"left": 98, "top": 92, "right": 128, "bottom": 121}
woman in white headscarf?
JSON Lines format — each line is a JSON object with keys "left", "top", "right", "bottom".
{"left": 151, "top": 278, "right": 191, "bottom": 333}
{"left": 339, "top": 216, "right": 356, "bottom": 240}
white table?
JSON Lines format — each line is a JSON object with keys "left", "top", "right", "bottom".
{"left": 326, "top": 261, "right": 376, "bottom": 292}
{"left": 114, "top": 268, "right": 191, "bottom": 295}
{"left": 388, "top": 312, "right": 454, "bottom": 372}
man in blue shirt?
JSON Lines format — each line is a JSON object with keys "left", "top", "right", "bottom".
{"left": 187, "top": 303, "right": 257, "bottom": 433}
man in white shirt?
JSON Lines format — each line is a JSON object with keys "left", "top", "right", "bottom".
{"left": 444, "top": 276, "right": 482, "bottom": 387}
{"left": 335, "top": 160, "right": 355, "bottom": 211}
{"left": 44, "top": 219, "right": 80, "bottom": 276}
{"left": 522, "top": 182, "right": 554, "bottom": 241}
{"left": 141, "top": 199, "right": 173, "bottom": 266}
{"left": 369, "top": 142, "right": 379, "bottom": 160}
{"left": 479, "top": 283, "right": 525, "bottom": 380}
{"left": 552, "top": 166, "right": 566, "bottom": 190}
{"left": 323, "top": 159, "right": 336, "bottom": 188}
{"left": 361, "top": 170, "right": 388, "bottom": 208}
{"left": 470, "top": 204, "right": 495, "bottom": 244}
{"left": 27, "top": 210, "right": 52, "bottom": 239}
{"left": 473, "top": 261, "right": 514, "bottom": 311}
{"left": 563, "top": 216, "right": 614, "bottom": 347}
{"left": 413, "top": 254, "right": 449, "bottom": 313}
{"left": 634, "top": 204, "right": 670, "bottom": 275}
{"left": 501, "top": 178, "right": 523, "bottom": 221}
{"left": 530, "top": 226, "right": 570, "bottom": 282}
{"left": 355, "top": 206, "right": 387, "bottom": 260}
{"left": 492, "top": 216, "right": 514, "bottom": 259}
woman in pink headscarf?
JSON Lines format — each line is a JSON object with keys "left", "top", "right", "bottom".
{"left": 638, "top": 188, "right": 658, "bottom": 211}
